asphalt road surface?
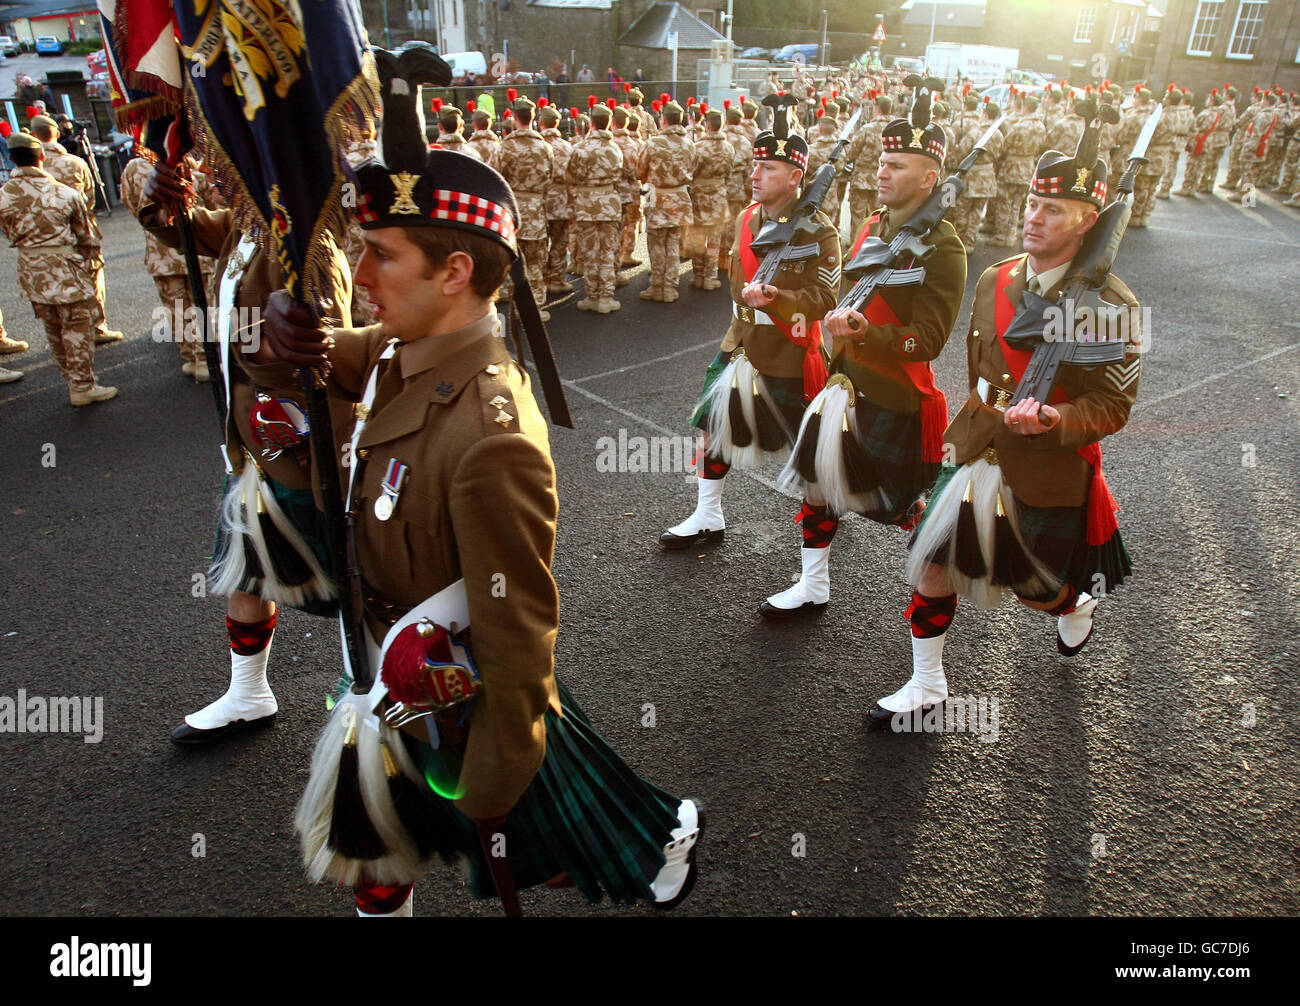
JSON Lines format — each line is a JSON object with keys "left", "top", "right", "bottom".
{"left": 1, "top": 172, "right": 1297, "bottom": 918}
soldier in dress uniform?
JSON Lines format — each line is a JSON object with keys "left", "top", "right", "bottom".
{"left": 767, "top": 87, "right": 967, "bottom": 618}
{"left": 493, "top": 94, "right": 555, "bottom": 321}
{"left": 29, "top": 115, "right": 124, "bottom": 347}
{"left": 951, "top": 98, "right": 1003, "bottom": 250}
{"left": 659, "top": 103, "right": 840, "bottom": 565}
{"left": 435, "top": 105, "right": 480, "bottom": 160}
{"left": 564, "top": 102, "right": 623, "bottom": 313}
{"left": 843, "top": 92, "right": 891, "bottom": 240}
{"left": 119, "top": 152, "right": 219, "bottom": 378}
{"left": 990, "top": 94, "right": 1046, "bottom": 247}
{"left": 253, "top": 145, "right": 703, "bottom": 917}
{"left": 537, "top": 104, "right": 575, "bottom": 295}
{"left": 0, "top": 131, "right": 116, "bottom": 406}
{"left": 877, "top": 123, "right": 1141, "bottom": 724}
{"left": 610, "top": 106, "right": 645, "bottom": 269}
{"left": 139, "top": 157, "right": 352, "bottom": 746}
{"left": 636, "top": 100, "right": 697, "bottom": 303}
{"left": 686, "top": 108, "right": 734, "bottom": 291}
{"left": 467, "top": 108, "right": 500, "bottom": 164}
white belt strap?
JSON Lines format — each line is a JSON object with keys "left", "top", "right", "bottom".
{"left": 733, "top": 301, "right": 775, "bottom": 327}
{"left": 217, "top": 235, "right": 259, "bottom": 474}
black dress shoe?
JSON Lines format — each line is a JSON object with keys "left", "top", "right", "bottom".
{"left": 659, "top": 527, "right": 724, "bottom": 550}
{"left": 170, "top": 713, "right": 276, "bottom": 747}
{"left": 757, "top": 598, "right": 827, "bottom": 620}
{"left": 867, "top": 703, "right": 937, "bottom": 729}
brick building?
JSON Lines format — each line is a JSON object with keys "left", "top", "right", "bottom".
{"left": 1150, "top": 0, "right": 1300, "bottom": 98}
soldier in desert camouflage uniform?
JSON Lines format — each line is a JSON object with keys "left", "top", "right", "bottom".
{"left": 990, "top": 94, "right": 1046, "bottom": 246}
{"left": 1157, "top": 88, "right": 1190, "bottom": 199}
{"left": 565, "top": 102, "right": 623, "bottom": 312}
{"left": 1176, "top": 89, "right": 1226, "bottom": 197}
{"left": 740, "top": 99, "right": 760, "bottom": 143}
{"left": 611, "top": 106, "right": 645, "bottom": 269}
{"left": 686, "top": 108, "right": 734, "bottom": 290}
{"left": 843, "top": 93, "right": 891, "bottom": 240}
{"left": 435, "top": 105, "right": 480, "bottom": 160}
{"left": 951, "top": 98, "right": 1003, "bottom": 250}
{"left": 31, "top": 115, "right": 123, "bottom": 347}
{"left": 537, "top": 104, "right": 575, "bottom": 295}
{"left": 1222, "top": 87, "right": 1259, "bottom": 191}
{"left": 1120, "top": 88, "right": 1174, "bottom": 224}
{"left": 0, "top": 131, "right": 115, "bottom": 405}
{"left": 722, "top": 102, "right": 753, "bottom": 227}
{"left": 628, "top": 87, "right": 658, "bottom": 137}
{"left": 637, "top": 101, "right": 697, "bottom": 303}
{"left": 494, "top": 95, "right": 555, "bottom": 320}
{"left": 1229, "top": 90, "right": 1281, "bottom": 202}
{"left": 1046, "top": 92, "right": 1084, "bottom": 165}
{"left": 468, "top": 108, "right": 500, "bottom": 164}
{"left": 120, "top": 152, "right": 219, "bottom": 377}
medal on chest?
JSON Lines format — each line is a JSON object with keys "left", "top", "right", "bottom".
{"left": 374, "top": 458, "right": 408, "bottom": 521}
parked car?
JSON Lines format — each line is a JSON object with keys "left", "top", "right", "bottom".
{"left": 978, "top": 81, "right": 1088, "bottom": 108}
{"left": 35, "top": 36, "right": 63, "bottom": 56}
{"left": 87, "top": 49, "right": 108, "bottom": 76}
{"left": 737, "top": 47, "right": 773, "bottom": 61}
{"left": 0, "top": 36, "right": 19, "bottom": 57}
{"left": 773, "top": 43, "right": 820, "bottom": 65}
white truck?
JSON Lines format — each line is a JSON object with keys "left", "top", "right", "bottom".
{"left": 924, "top": 43, "right": 1019, "bottom": 88}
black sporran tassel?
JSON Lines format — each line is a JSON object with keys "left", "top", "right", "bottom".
{"left": 841, "top": 413, "right": 879, "bottom": 495}
{"left": 240, "top": 523, "right": 265, "bottom": 583}
{"left": 753, "top": 380, "right": 786, "bottom": 452}
{"left": 728, "top": 373, "right": 753, "bottom": 448}
{"left": 992, "top": 491, "right": 1036, "bottom": 586}
{"left": 257, "top": 509, "right": 313, "bottom": 587}
{"left": 953, "top": 477, "right": 987, "bottom": 579}
{"left": 329, "top": 709, "right": 388, "bottom": 860}
{"left": 383, "top": 740, "right": 442, "bottom": 861}
{"left": 795, "top": 404, "right": 822, "bottom": 482}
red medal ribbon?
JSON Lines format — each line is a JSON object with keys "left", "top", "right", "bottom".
{"left": 992, "top": 259, "right": 1118, "bottom": 546}
{"left": 737, "top": 203, "right": 828, "bottom": 400}
{"left": 845, "top": 213, "right": 949, "bottom": 464}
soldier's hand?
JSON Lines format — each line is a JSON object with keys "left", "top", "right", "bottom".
{"left": 143, "top": 160, "right": 192, "bottom": 216}
{"left": 262, "top": 290, "right": 331, "bottom": 368}
{"left": 1004, "top": 396, "right": 1059, "bottom": 436}
{"left": 824, "top": 305, "right": 868, "bottom": 338}
{"left": 742, "top": 279, "right": 777, "bottom": 307}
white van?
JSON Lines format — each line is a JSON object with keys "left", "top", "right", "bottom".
{"left": 442, "top": 51, "right": 487, "bottom": 78}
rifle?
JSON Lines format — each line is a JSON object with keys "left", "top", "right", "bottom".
{"left": 747, "top": 106, "right": 861, "bottom": 284}
{"left": 835, "top": 114, "right": 1006, "bottom": 314}
{"left": 77, "top": 124, "right": 111, "bottom": 217}
{"left": 1001, "top": 103, "right": 1159, "bottom": 406}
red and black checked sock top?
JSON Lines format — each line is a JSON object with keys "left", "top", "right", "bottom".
{"left": 226, "top": 612, "right": 277, "bottom": 656}
{"left": 700, "top": 453, "right": 730, "bottom": 481}
{"left": 354, "top": 881, "right": 414, "bottom": 914}
{"left": 797, "top": 501, "right": 839, "bottom": 548}
{"left": 905, "top": 591, "right": 957, "bottom": 638}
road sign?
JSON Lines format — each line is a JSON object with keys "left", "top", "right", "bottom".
{"left": 667, "top": 30, "right": 678, "bottom": 51}
{"left": 873, "top": 23, "right": 887, "bottom": 42}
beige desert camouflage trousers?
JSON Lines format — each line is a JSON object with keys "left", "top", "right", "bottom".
{"left": 646, "top": 226, "right": 682, "bottom": 295}
{"left": 573, "top": 220, "right": 619, "bottom": 301}
{"left": 34, "top": 298, "right": 97, "bottom": 392}
{"left": 153, "top": 274, "right": 206, "bottom": 366}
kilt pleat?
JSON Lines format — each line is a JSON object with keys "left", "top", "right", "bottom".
{"left": 691, "top": 350, "right": 806, "bottom": 435}
{"left": 848, "top": 394, "right": 939, "bottom": 524}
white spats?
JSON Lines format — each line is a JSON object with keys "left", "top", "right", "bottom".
{"left": 1057, "top": 593, "right": 1098, "bottom": 654}
{"left": 651, "top": 799, "right": 701, "bottom": 903}
{"left": 184, "top": 638, "right": 278, "bottom": 731}
{"left": 763, "top": 544, "right": 831, "bottom": 611}
{"left": 877, "top": 632, "right": 949, "bottom": 714}
{"left": 665, "top": 475, "right": 726, "bottom": 538}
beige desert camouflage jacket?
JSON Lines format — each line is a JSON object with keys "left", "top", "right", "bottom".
{"left": 0, "top": 165, "right": 101, "bottom": 303}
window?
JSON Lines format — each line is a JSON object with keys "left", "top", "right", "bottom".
{"left": 1074, "top": 7, "right": 1096, "bottom": 43}
{"left": 1187, "top": 1, "right": 1223, "bottom": 55}
{"left": 1227, "top": 1, "right": 1267, "bottom": 59}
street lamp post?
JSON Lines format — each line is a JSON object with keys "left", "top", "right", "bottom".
{"left": 821, "top": 10, "right": 828, "bottom": 66}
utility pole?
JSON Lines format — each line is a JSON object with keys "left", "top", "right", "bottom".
{"left": 821, "top": 9, "right": 828, "bottom": 65}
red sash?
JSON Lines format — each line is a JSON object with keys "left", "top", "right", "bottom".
{"left": 992, "top": 259, "right": 1118, "bottom": 546}
{"left": 845, "top": 213, "right": 949, "bottom": 464}
{"left": 1192, "top": 111, "right": 1220, "bottom": 156}
{"left": 1256, "top": 113, "right": 1277, "bottom": 159}
{"left": 737, "top": 203, "right": 827, "bottom": 400}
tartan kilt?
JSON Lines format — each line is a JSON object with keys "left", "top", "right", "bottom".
{"left": 690, "top": 350, "right": 807, "bottom": 442}
{"left": 847, "top": 393, "right": 939, "bottom": 525}
{"left": 211, "top": 472, "right": 338, "bottom": 618}
{"left": 912, "top": 463, "right": 1133, "bottom": 594}
{"left": 396, "top": 677, "right": 680, "bottom": 905}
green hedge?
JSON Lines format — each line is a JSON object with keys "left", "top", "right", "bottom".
{"left": 65, "top": 40, "right": 103, "bottom": 55}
